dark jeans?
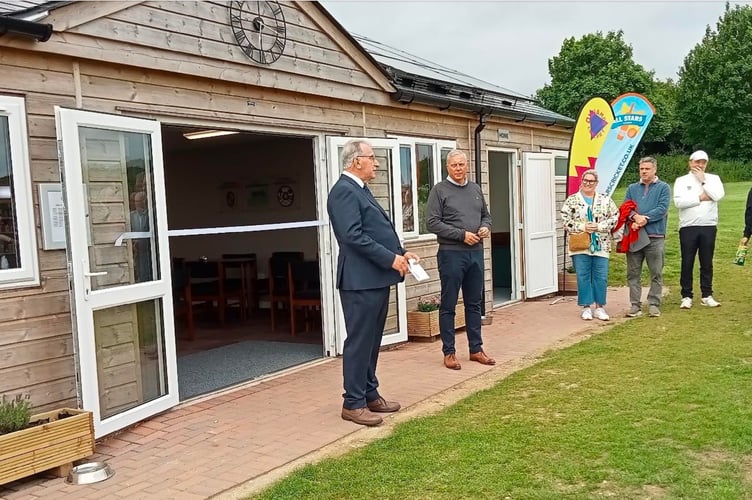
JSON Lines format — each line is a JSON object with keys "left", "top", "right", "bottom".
{"left": 437, "top": 249, "right": 484, "bottom": 356}
{"left": 679, "top": 225, "right": 717, "bottom": 299}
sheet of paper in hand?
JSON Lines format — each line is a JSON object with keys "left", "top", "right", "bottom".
{"left": 408, "top": 259, "right": 429, "bottom": 281}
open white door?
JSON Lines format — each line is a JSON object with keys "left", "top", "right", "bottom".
{"left": 521, "top": 152, "right": 558, "bottom": 298}
{"left": 326, "top": 137, "right": 407, "bottom": 354}
{"left": 56, "top": 108, "right": 178, "bottom": 438}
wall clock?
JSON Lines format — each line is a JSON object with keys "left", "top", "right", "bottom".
{"left": 229, "top": 1, "right": 287, "bottom": 65}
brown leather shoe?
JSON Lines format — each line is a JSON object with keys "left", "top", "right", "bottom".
{"left": 444, "top": 353, "right": 461, "bottom": 370}
{"left": 341, "top": 407, "right": 382, "bottom": 426}
{"left": 469, "top": 350, "right": 496, "bottom": 365}
{"left": 367, "top": 397, "right": 401, "bottom": 413}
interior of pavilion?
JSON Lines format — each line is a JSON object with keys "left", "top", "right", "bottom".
{"left": 153, "top": 125, "right": 325, "bottom": 400}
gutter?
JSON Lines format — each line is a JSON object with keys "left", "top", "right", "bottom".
{"left": 474, "top": 112, "right": 488, "bottom": 320}
{"left": 473, "top": 113, "right": 488, "bottom": 184}
{"left": 0, "top": 16, "right": 53, "bottom": 42}
{"left": 393, "top": 87, "right": 573, "bottom": 128}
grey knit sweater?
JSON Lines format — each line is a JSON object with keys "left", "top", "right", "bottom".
{"left": 426, "top": 179, "right": 492, "bottom": 250}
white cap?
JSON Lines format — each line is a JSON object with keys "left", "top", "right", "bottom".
{"left": 689, "top": 150, "right": 709, "bottom": 161}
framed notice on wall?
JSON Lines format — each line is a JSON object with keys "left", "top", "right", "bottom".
{"left": 38, "top": 183, "right": 67, "bottom": 250}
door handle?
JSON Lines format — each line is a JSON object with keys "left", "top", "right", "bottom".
{"left": 84, "top": 270, "right": 108, "bottom": 277}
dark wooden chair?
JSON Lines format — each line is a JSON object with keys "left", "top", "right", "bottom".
{"left": 288, "top": 260, "right": 321, "bottom": 336}
{"left": 222, "top": 253, "right": 257, "bottom": 318}
{"left": 171, "top": 257, "right": 188, "bottom": 325}
{"left": 184, "top": 260, "right": 223, "bottom": 341}
{"left": 268, "top": 251, "right": 304, "bottom": 331}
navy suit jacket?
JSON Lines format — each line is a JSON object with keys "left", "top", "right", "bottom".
{"left": 327, "top": 174, "right": 405, "bottom": 291}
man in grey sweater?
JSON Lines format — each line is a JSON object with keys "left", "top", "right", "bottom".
{"left": 426, "top": 150, "right": 494, "bottom": 370}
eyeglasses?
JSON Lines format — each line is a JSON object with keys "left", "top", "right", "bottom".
{"left": 448, "top": 163, "right": 467, "bottom": 168}
{"left": 581, "top": 179, "right": 597, "bottom": 184}
{"left": 357, "top": 155, "right": 376, "bottom": 161}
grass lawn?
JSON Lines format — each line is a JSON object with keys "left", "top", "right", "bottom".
{"left": 254, "top": 182, "right": 752, "bottom": 500}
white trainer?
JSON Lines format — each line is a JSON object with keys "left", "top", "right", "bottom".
{"left": 594, "top": 307, "right": 610, "bottom": 321}
{"left": 680, "top": 297, "right": 693, "bottom": 309}
{"left": 701, "top": 296, "right": 721, "bottom": 307}
{"left": 581, "top": 307, "right": 593, "bottom": 320}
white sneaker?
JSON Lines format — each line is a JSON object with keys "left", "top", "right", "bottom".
{"left": 701, "top": 296, "right": 721, "bottom": 307}
{"left": 680, "top": 297, "right": 693, "bottom": 309}
{"left": 581, "top": 307, "right": 593, "bottom": 320}
{"left": 594, "top": 307, "right": 610, "bottom": 321}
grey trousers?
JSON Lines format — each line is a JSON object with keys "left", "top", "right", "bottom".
{"left": 626, "top": 238, "right": 665, "bottom": 307}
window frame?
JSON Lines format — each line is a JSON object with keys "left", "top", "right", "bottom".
{"left": 541, "top": 148, "right": 569, "bottom": 181}
{"left": 390, "top": 136, "right": 456, "bottom": 240}
{"left": 0, "top": 95, "right": 39, "bottom": 289}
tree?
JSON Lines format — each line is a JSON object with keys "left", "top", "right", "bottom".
{"left": 535, "top": 31, "right": 654, "bottom": 119}
{"left": 676, "top": 3, "right": 752, "bottom": 160}
{"left": 536, "top": 31, "right": 680, "bottom": 154}
{"left": 641, "top": 78, "right": 681, "bottom": 154}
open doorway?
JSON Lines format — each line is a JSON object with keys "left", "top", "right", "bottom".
{"left": 159, "top": 125, "right": 325, "bottom": 400}
{"left": 488, "top": 150, "right": 516, "bottom": 307}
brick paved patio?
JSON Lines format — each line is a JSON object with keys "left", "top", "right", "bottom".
{"left": 0, "top": 288, "right": 631, "bottom": 500}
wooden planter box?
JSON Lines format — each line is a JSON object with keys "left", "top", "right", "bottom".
{"left": 0, "top": 408, "right": 95, "bottom": 485}
{"left": 407, "top": 304, "right": 466, "bottom": 339}
{"left": 558, "top": 272, "right": 578, "bottom": 294}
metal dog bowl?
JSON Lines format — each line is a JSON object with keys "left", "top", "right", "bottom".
{"left": 65, "top": 462, "right": 115, "bottom": 485}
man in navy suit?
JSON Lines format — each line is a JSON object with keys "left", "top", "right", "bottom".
{"left": 327, "top": 139, "right": 420, "bottom": 426}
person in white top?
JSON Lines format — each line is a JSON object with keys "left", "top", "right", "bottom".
{"left": 673, "top": 150, "right": 725, "bottom": 309}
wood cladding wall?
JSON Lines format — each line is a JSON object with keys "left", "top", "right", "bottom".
{"left": 0, "top": 0, "right": 571, "bottom": 411}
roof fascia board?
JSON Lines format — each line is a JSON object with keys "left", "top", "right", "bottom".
{"left": 40, "top": 1, "right": 143, "bottom": 31}
{"left": 300, "top": 1, "right": 395, "bottom": 94}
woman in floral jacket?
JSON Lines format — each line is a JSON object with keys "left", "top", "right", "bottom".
{"left": 560, "top": 169, "right": 619, "bottom": 321}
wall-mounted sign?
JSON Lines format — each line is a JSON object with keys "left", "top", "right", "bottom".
{"left": 277, "top": 184, "right": 294, "bottom": 207}
{"left": 498, "top": 129, "right": 510, "bottom": 141}
{"left": 38, "top": 183, "right": 67, "bottom": 250}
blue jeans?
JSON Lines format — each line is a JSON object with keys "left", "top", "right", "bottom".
{"left": 572, "top": 254, "right": 609, "bottom": 307}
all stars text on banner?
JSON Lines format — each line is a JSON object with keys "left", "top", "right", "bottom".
{"left": 597, "top": 93, "right": 655, "bottom": 197}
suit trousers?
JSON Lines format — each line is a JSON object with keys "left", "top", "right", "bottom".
{"left": 626, "top": 237, "right": 665, "bottom": 307}
{"left": 679, "top": 225, "right": 717, "bottom": 299}
{"left": 339, "top": 286, "right": 390, "bottom": 409}
{"left": 437, "top": 249, "right": 484, "bottom": 356}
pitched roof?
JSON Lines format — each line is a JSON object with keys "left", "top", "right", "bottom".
{"left": 0, "top": 0, "right": 58, "bottom": 17}
{"left": 355, "top": 34, "right": 573, "bottom": 126}
{"left": 0, "top": 1, "right": 572, "bottom": 126}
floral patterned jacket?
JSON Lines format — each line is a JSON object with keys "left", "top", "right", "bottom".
{"left": 560, "top": 192, "right": 619, "bottom": 258}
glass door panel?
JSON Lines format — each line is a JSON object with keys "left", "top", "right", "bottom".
{"left": 56, "top": 108, "right": 177, "bottom": 438}
{"left": 94, "top": 299, "right": 167, "bottom": 419}
{"left": 79, "top": 127, "right": 160, "bottom": 291}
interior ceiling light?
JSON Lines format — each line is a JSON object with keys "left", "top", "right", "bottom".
{"left": 182, "top": 130, "right": 239, "bottom": 140}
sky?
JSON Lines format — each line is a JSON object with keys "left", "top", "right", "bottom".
{"left": 321, "top": 0, "right": 742, "bottom": 98}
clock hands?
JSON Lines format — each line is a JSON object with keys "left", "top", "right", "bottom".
{"left": 229, "top": 1, "right": 286, "bottom": 65}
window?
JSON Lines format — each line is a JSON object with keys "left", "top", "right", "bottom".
{"left": 554, "top": 156, "right": 568, "bottom": 178}
{"left": 0, "top": 96, "right": 38, "bottom": 288}
{"left": 392, "top": 137, "right": 456, "bottom": 238}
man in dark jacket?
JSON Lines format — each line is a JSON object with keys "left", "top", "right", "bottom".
{"left": 742, "top": 186, "right": 752, "bottom": 246}
{"left": 426, "top": 150, "right": 494, "bottom": 370}
{"left": 327, "top": 139, "right": 420, "bottom": 426}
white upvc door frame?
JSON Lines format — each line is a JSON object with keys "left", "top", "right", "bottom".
{"left": 55, "top": 107, "right": 178, "bottom": 438}
{"left": 325, "top": 137, "right": 407, "bottom": 354}
{"left": 521, "top": 152, "right": 558, "bottom": 298}
{"left": 486, "top": 146, "right": 522, "bottom": 303}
